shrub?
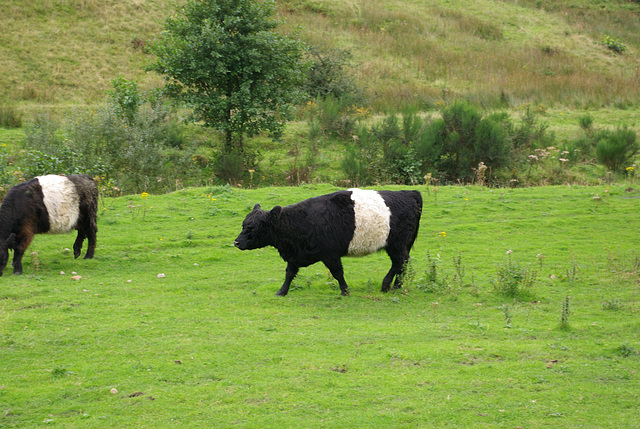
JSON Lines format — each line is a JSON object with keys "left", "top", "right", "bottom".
{"left": 22, "top": 113, "right": 90, "bottom": 177}
{"left": 65, "top": 105, "right": 166, "bottom": 191}
{"left": 342, "top": 126, "right": 384, "bottom": 186}
{"left": 22, "top": 148, "right": 83, "bottom": 178}
{"left": 214, "top": 150, "right": 244, "bottom": 185}
{"left": 24, "top": 112, "right": 62, "bottom": 154}
{"left": 508, "top": 106, "right": 552, "bottom": 150}
{"left": 578, "top": 114, "right": 593, "bottom": 134}
{"left": 19, "top": 81, "right": 184, "bottom": 192}
{"left": 341, "top": 113, "right": 425, "bottom": 186}
{"left": 107, "top": 75, "right": 145, "bottom": 125}
{"left": 595, "top": 126, "right": 639, "bottom": 172}
{"left": 312, "top": 96, "right": 356, "bottom": 139}
{"left": 425, "top": 101, "right": 511, "bottom": 182}
{"left": 304, "top": 48, "right": 364, "bottom": 102}
{"left": 0, "top": 145, "right": 18, "bottom": 199}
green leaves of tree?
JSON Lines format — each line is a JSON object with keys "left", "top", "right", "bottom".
{"left": 146, "top": 0, "right": 308, "bottom": 156}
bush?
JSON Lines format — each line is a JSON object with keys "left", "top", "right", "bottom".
{"left": 313, "top": 95, "right": 358, "bottom": 139}
{"left": 342, "top": 103, "right": 520, "bottom": 185}
{"left": 24, "top": 112, "right": 62, "bottom": 154}
{"left": 342, "top": 126, "right": 384, "bottom": 186}
{"left": 341, "top": 114, "right": 425, "bottom": 186}
{"left": 304, "top": 48, "right": 364, "bottom": 102}
{"left": 508, "top": 106, "right": 553, "bottom": 150}
{"left": 66, "top": 105, "right": 168, "bottom": 191}
{"left": 425, "top": 101, "right": 511, "bottom": 182}
{"left": 22, "top": 113, "right": 90, "bottom": 177}
{"left": 21, "top": 79, "right": 192, "bottom": 194}
{"left": 107, "top": 75, "right": 145, "bottom": 125}
{"left": 596, "top": 126, "right": 639, "bottom": 172}
{"left": 0, "top": 145, "right": 18, "bottom": 199}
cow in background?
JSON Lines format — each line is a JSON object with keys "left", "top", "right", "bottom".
{"left": 0, "top": 174, "right": 98, "bottom": 276}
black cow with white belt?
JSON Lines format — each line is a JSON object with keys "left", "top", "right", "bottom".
{"left": 234, "top": 188, "right": 422, "bottom": 296}
{"left": 0, "top": 174, "right": 98, "bottom": 276}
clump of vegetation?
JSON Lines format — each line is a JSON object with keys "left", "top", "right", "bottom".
{"left": 304, "top": 48, "right": 364, "bottom": 103}
{"left": 0, "top": 105, "right": 22, "bottom": 128}
{"left": 601, "top": 35, "right": 626, "bottom": 54}
{"left": 595, "top": 126, "right": 639, "bottom": 173}
{"left": 19, "top": 77, "right": 197, "bottom": 194}
{"left": 492, "top": 252, "right": 537, "bottom": 298}
{"left": 342, "top": 101, "right": 559, "bottom": 187}
{"left": 408, "top": 251, "right": 474, "bottom": 296}
{"left": 615, "top": 344, "right": 639, "bottom": 358}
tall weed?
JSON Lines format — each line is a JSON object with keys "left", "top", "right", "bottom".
{"left": 0, "top": 105, "right": 23, "bottom": 128}
{"left": 492, "top": 254, "right": 537, "bottom": 299}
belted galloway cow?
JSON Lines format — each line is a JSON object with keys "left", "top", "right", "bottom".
{"left": 0, "top": 174, "right": 98, "bottom": 276}
{"left": 234, "top": 188, "right": 422, "bottom": 296}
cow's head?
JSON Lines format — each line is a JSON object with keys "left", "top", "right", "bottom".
{"left": 234, "top": 204, "right": 281, "bottom": 250}
{"left": 0, "top": 233, "right": 16, "bottom": 276}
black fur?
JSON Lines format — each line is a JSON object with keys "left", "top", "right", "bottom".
{"left": 0, "top": 174, "right": 98, "bottom": 276}
{"left": 234, "top": 190, "right": 422, "bottom": 296}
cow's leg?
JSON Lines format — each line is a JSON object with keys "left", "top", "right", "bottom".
{"left": 392, "top": 249, "right": 412, "bottom": 290}
{"left": 85, "top": 210, "right": 97, "bottom": 259}
{"left": 12, "top": 234, "right": 34, "bottom": 275}
{"left": 78, "top": 215, "right": 97, "bottom": 259}
{"left": 382, "top": 249, "right": 409, "bottom": 292}
{"left": 73, "top": 229, "right": 86, "bottom": 259}
{"left": 323, "top": 257, "right": 350, "bottom": 296}
{"left": 276, "top": 262, "right": 299, "bottom": 296}
{"left": 84, "top": 221, "right": 97, "bottom": 259}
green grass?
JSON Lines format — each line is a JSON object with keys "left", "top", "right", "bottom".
{"left": 1, "top": 183, "right": 639, "bottom": 427}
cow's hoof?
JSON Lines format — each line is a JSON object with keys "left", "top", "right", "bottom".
{"left": 275, "top": 291, "right": 288, "bottom": 297}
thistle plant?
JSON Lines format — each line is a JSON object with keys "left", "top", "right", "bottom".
{"left": 560, "top": 295, "right": 571, "bottom": 330}
{"left": 499, "top": 304, "right": 512, "bottom": 328}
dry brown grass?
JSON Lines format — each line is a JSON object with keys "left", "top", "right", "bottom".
{"left": 279, "top": 0, "right": 640, "bottom": 109}
{"left": 1, "top": 0, "right": 639, "bottom": 110}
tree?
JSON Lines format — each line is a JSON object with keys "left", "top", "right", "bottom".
{"left": 146, "top": 0, "right": 308, "bottom": 158}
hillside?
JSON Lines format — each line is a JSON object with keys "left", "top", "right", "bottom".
{"left": 1, "top": 0, "right": 640, "bottom": 110}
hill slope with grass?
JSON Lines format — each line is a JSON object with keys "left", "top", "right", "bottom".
{"left": 1, "top": 0, "right": 639, "bottom": 109}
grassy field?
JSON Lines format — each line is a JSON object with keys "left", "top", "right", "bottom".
{"left": 1, "top": 183, "right": 639, "bottom": 427}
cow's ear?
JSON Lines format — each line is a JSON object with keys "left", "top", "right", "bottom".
{"left": 5, "top": 233, "right": 16, "bottom": 248}
{"left": 252, "top": 203, "right": 261, "bottom": 211}
{"left": 268, "top": 205, "right": 282, "bottom": 222}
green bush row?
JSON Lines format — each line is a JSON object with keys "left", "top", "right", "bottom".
{"left": 322, "top": 100, "right": 638, "bottom": 186}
